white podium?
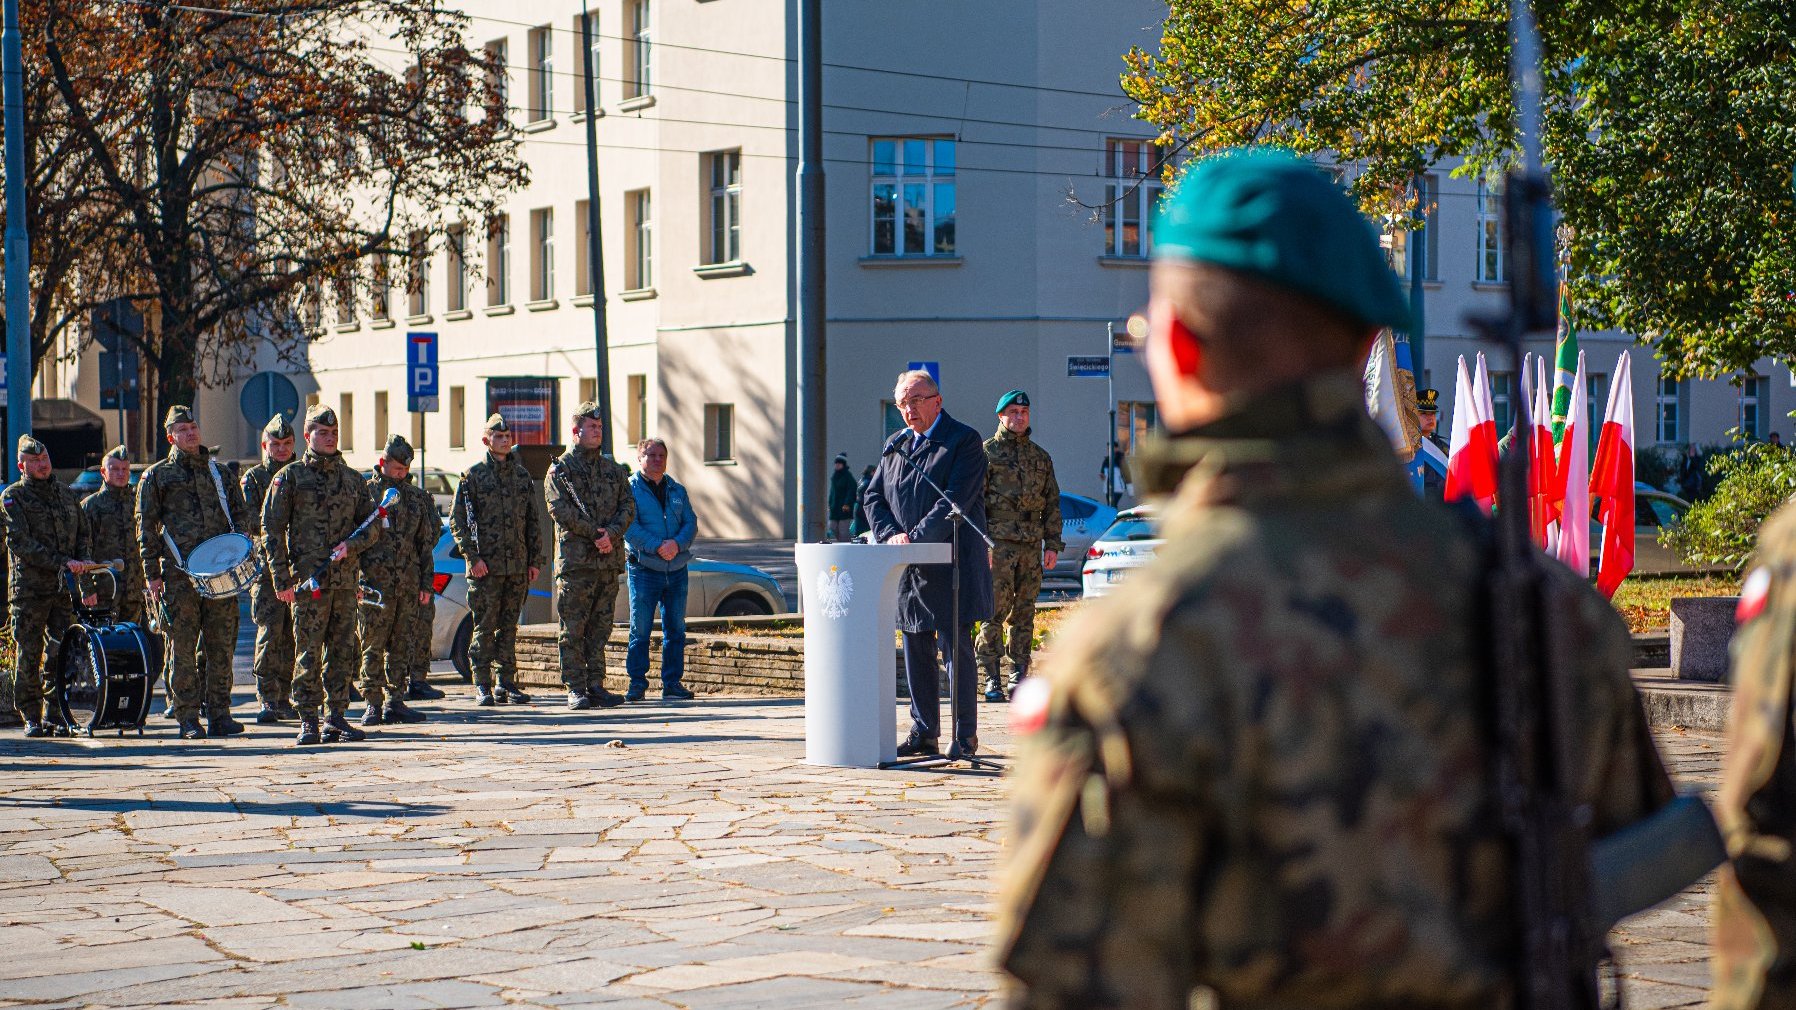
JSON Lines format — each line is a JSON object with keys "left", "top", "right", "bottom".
{"left": 795, "top": 541, "right": 951, "bottom": 767}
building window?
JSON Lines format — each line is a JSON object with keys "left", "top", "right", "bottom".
{"left": 446, "top": 223, "right": 467, "bottom": 312}
{"left": 302, "top": 282, "right": 323, "bottom": 331}
{"left": 407, "top": 231, "right": 428, "bottom": 317}
{"left": 1418, "top": 173, "right": 1440, "bottom": 281}
{"left": 628, "top": 0, "right": 651, "bottom": 99}
{"left": 371, "top": 254, "right": 391, "bottom": 321}
{"left": 335, "top": 261, "right": 358, "bottom": 324}
{"left": 578, "top": 377, "right": 597, "bottom": 408}
{"left": 1103, "top": 139, "right": 1161, "bottom": 258}
{"left": 374, "top": 390, "right": 389, "bottom": 448}
{"left": 449, "top": 385, "right": 465, "bottom": 448}
{"left": 1116, "top": 401, "right": 1159, "bottom": 455}
{"left": 1586, "top": 372, "right": 1609, "bottom": 447}
{"left": 339, "top": 392, "right": 355, "bottom": 451}
{"left": 626, "top": 189, "right": 652, "bottom": 290}
{"left": 1742, "top": 374, "right": 1769, "bottom": 440}
{"left": 1490, "top": 371, "right": 1513, "bottom": 434}
{"left": 1656, "top": 376, "right": 1682, "bottom": 444}
{"left": 704, "top": 403, "right": 734, "bottom": 462}
{"left": 574, "top": 199, "right": 592, "bottom": 296}
{"left": 628, "top": 373, "right": 647, "bottom": 444}
{"left": 526, "top": 26, "right": 552, "bottom": 122}
{"left": 870, "top": 137, "right": 956, "bottom": 257}
{"left": 487, "top": 213, "right": 510, "bottom": 306}
{"left": 705, "top": 150, "right": 742, "bottom": 265}
{"left": 1476, "top": 179, "right": 1505, "bottom": 283}
{"left": 572, "top": 13, "right": 601, "bottom": 114}
{"left": 530, "top": 207, "right": 554, "bottom": 301}
{"left": 484, "top": 39, "right": 509, "bottom": 126}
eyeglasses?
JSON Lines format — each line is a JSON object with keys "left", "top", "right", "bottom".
{"left": 897, "top": 393, "right": 940, "bottom": 409}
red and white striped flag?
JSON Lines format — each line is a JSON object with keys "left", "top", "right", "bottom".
{"left": 1528, "top": 353, "right": 1558, "bottom": 547}
{"left": 1590, "top": 352, "right": 1636, "bottom": 597}
{"left": 1555, "top": 350, "right": 1591, "bottom": 577}
{"left": 1446, "top": 355, "right": 1499, "bottom": 511}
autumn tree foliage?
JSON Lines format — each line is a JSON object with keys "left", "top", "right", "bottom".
{"left": 1123, "top": 1, "right": 1796, "bottom": 378}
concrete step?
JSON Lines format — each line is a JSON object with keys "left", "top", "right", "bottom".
{"left": 1633, "top": 667, "right": 1730, "bottom": 732}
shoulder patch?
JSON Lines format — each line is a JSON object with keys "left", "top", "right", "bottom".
{"left": 1740, "top": 566, "right": 1774, "bottom": 624}
{"left": 1009, "top": 677, "right": 1053, "bottom": 736}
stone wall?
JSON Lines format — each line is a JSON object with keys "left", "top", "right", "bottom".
{"left": 515, "top": 624, "right": 908, "bottom": 697}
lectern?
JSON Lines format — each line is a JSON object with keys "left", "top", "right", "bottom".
{"left": 795, "top": 541, "right": 950, "bottom": 767}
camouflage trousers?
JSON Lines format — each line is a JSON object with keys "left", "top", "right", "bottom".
{"left": 290, "top": 570, "right": 358, "bottom": 716}
{"left": 556, "top": 571, "right": 620, "bottom": 694}
{"left": 161, "top": 578, "right": 240, "bottom": 722}
{"left": 249, "top": 576, "right": 294, "bottom": 708}
{"left": 976, "top": 541, "right": 1044, "bottom": 690}
{"left": 467, "top": 574, "right": 528, "bottom": 690}
{"left": 10, "top": 587, "right": 72, "bottom": 723}
{"left": 358, "top": 580, "right": 422, "bottom": 708}
{"left": 407, "top": 595, "right": 435, "bottom": 685}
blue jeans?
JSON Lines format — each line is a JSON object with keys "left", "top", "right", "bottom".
{"left": 626, "top": 563, "right": 689, "bottom": 691}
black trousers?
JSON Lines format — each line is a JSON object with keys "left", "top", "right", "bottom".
{"left": 902, "top": 625, "right": 977, "bottom": 742}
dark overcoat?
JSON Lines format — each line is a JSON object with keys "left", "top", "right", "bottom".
{"left": 864, "top": 409, "right": 995, "bottom": 632}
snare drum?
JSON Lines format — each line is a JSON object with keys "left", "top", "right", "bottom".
{"left": 54, "top": 622, "right": 161, "bottom": 736}
{"left": 184, "top": 533, "right": 262, "bottom": 599}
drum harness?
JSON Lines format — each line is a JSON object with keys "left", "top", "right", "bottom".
{"left": 156, "top": 456, "right": 238, "bottom": 580}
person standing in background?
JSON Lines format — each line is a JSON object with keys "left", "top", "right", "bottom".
{"left": 828, "top": 453, "right": 857, "bottom": 542}
{"left": 624, "top": 437, "right": 698, "bottom": 701}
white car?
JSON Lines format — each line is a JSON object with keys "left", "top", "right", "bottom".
{"left": 1051, "top": 492, "right": 1118, "bottom": 584}
{"left": 1080, "top": 506, "right": 1161, "bottom": 599}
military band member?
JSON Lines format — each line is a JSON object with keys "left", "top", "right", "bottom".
{"left": 450, "top": 413, "right": 544, "bottom": 707}
{"left": 977, "top": 390, "right": 1062, "bottom": 702}
{"left": 80, "top": 446, "right": 146, "bottom": 627}
{"left": 356, "top": 435, "right": 436, "bottom": 726}
{"left": 3, "top": 436, "right": 91, "bottom": 736}
{"left": 241, "top": 413, "right": 299, "bottom": 723}
{"left": 138, "top": 406, "right": 251, "bottom": 741}
{"left": 264, "top": 404, "right": 380, "bottom": 745}
{"left": 545, "top": 402, "right": 633, "bottom": 710}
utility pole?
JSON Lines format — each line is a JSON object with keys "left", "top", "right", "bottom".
{"left": 1410, "top": 178, "right": 1427, "bottom": 380}
{"left": 794, "top": 0, "right": 826, "bottom": 543}
{"left": 3, "top": 0, "right": 28, "bottom": 480}
{"left": 580, "top": 5, "right": 613, "bottom": 458}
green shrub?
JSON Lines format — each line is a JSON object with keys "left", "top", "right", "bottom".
{"left": 1661, "top": 442, "right": 1796, "bottom": 570}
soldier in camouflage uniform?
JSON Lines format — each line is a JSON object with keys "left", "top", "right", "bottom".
{"left": 138, "top": 406, "right": 251, "bottom": 741}
{"left": 995, "top": 149, "right": 1677, "bottom": 1009}
{"left": 239, "top": 413, "right": 298, "bottom": 723}
{"left": 264, "top": 404, "right": 380, "bottom": 746}
{"left": 80, "top": 446, "right": 146, "bottom": 627}
{"left": 544, "top": 401, "right": 634, "bottom": 710}
{"left": 356, "top": 435, "right": 436, "bottom": 726}
{"left": 1711, "top": 508, "right": 1796, "bottom": 1009}
{"left": 3, "top": 436, "right": 92, "bottom": 736}
{"left": 976, "top": 389, "right": 1062, "bottom": 702}
{"left": 450, "top": 413, "right": 544, "bottom": 706}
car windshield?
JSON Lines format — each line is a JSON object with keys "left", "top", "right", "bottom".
{"left": 1102, "top": 518, "right": 1158, "bottom": 542}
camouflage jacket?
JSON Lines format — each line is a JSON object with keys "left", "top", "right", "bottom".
{"left": 2, "top": 475, "right": 88, "bottom": 594}
{"left": 1713, "top": 504, "right": 1796, "bottom": 1010}
{"left": 544, "top": 446, "right": 633, "bottom": 577}
{"left": 450, "top": 452, "right": 543, "bottom": 577}
{"left": 984, "top": 426, "right": 1063, "bottom": 549}
{"left": 240, "top": 455, "right": 292, "bottom": 576}
{"left": 994, "top": 370, "right": 1674, "bottom": 1010}
{"left": 262, "top": 448, "right": 379, "bottom": 588}
{"left": 136, "top": 446, "right": 250, "bottom": 583}
{"left": 359, "top": 473, "right": 439, "bottom": 594}
{"left": 80, "top": 483, "right": 146, "bottom": 597}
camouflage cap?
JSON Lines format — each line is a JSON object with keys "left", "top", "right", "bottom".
{"left": 381, "top": 434, "right": 414, "bottom": 464}
{"left": 304, "top": 403, "right": 338, "bottom": 428}
{"left": 16, "top": 434, "right": 45, "bottom": 456}
{"left": 163, "top": 404, "right": 196, "bottom": 430}
{"left": 485, "top": 412, "right": 510, "bottom": 433}
{"left": 572, "top": 401, "right": 603, "bottom": 423}
{"left": 103, "top": 444, "right": 129, "bottom": 462}
{"left": 263, "top": 412, "right": 295, "bottom": 439}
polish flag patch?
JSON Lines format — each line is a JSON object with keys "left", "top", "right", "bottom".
{"left": 1009, "top": 677, "right": 1052, "bottom": 736}
{"left": 1739, "top": 567, "right": 1774, "bottom": 625}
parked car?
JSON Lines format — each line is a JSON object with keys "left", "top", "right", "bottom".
{"left": 365, "top": 467, "right": 460, "bottom": 516}
{"left": 1080, "top": 505, "right": 1161, "bottom": 599}
{"left": 1590, "top": 484, "right": 1704, "bottom": 576}
{"left": 67, "top": 463, "right": 149, "bottom": 494}
{"left": 428, "top": 524, "right": 787, "bottom": 678}
{"left": 1051, "top": 492, "right": 1117, "bottom": 584}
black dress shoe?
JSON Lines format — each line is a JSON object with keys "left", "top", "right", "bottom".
{"left": 591, "top": 688, "right": 626, "bottom": 709}
{"left": 566, "top": 691, "right": 592, "bottom": 711}
{"left": 207, "top": 716, "right": 245, "bottom": 737}
{"left": 500, "top": 687, "right": 531, "bottom": 705}
{"left": 475, "top": 686, "right": 496, "bottom": 706}
{"left": 383, "top": 700, "right": 428, "bottom": 724}
{"left": 21, "top": 720, "right": 47, "bottom": 738}
{"left": 624, "top": 686, "right": 646, "bottom": 702}
{"left": 896, "top": 732, "right": 940, "bottom": 758}
{"left": 178, "top": 719, "right": 206, "bottom": 741}
{"left": 255, "top": 705, "right": 283, "bottom": 725}
{"left": 360, "top": 706, "right": 385, "bottom": 727}
{"left": 296, "top": 716, "right": 322, "bottom": 746}
{"left": 952, "top": 736, "right": 979, "bottom": 757}
{"left": 661, "top": 684, "right": 695, "bottom": 701}
{"left": 407, "top": 680, "right": 446, "bottom": 701}
{"left": 323, "top": 712, "right": 365, "bottom": 743}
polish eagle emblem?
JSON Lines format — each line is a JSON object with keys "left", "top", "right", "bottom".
{"left": 816, "top": 564, "right": 854, "bottom": 619}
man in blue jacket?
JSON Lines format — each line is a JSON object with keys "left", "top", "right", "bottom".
{"left": 864, "top": 369, "right": 994, "bottom": 757}
{"left": 624, "top": 437, "right": 698, "bottom": 701}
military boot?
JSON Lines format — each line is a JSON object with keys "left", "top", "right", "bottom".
{"left": 982, "top": 670, "right": 1007, "bottom": 704}
{"left": 295, "top": 715, "right": 322, "bottom": 746}
{"left": 383, "top": 700, "right": 427, "bottom": 724}
{"left": 323, "top": 710, "right": 366, "bottom": 743}
{"left": 177, "top": 718, "right": 206, "bottom": 740}
{"left": 499, "top": 685, "right": 531, "bottom": 705}
{"left": 407, "top": 679, "right": 445, "bottom": 701}
{"left": 359, "top": 703, "right": 385, "bottom": 727}
{"left": 255, "top": 704, "right": 283, "bottom": 725}
{"left": 21, "top": 720, "right": 47, "bottom": 738}
{"left": 591, "top": 687, "right": 627, "bottom": 709}
{"left": 207, "top": 711, "right": 246, "bottom": 737}
{"left": 474, "top": 685, "right": 496, "bottom": 706}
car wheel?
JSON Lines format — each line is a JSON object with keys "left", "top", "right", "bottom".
{"left": 451, "top": 616, "right": 473, "bottom": 683}
{"left": 714, "top": 593, "right": 772, "bottom": 618}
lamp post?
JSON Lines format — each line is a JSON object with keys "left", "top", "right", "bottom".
{"left": 3, "top": 0, "right": 29, "bottom": 478}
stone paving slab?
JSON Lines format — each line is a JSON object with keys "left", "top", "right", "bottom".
{"left": 0, "top": 688, "right": 1723, "bottom": 1008}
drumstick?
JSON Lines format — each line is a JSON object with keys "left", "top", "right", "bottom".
{"left": 298, "top": 488, "right": 400, "bottom": 599}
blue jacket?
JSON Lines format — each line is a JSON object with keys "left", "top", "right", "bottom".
{"left": 864, "top": 409, "right": 994, "bottom": 632}
{"left": 624, "top": 472, "right": 697, "bottom": 572}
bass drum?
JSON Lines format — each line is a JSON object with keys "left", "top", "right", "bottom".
{"left": 54, "top": 623, "right": 162, "bottom": 736}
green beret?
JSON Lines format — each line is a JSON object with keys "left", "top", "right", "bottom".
{"left": 103, "top": 444, "right": 129, "bottom": 463}
{"left": 485, "top": 412, "right": 510, "bottom": 433}
{"left": 1416, "top": 388, "right": 1440, "bottom": 414}
{"left": 16, "top": 434, "right": 45, "bottom": 456}
{"left": 995, "top": 389, "right": 1030, "bottom": 413}
{"left": 382, "top": 434, "right": 414, "bottom": 464}
{"left": 163, "top": 404, "right": 196, "bottom": 430}
{"left": 304, "top": 403, "right": 338, "bottom": 428}
{"left": 572, "top": 400, "right": 602, "bottom": 423}
{"left": 263, "top": 412, "right": 294, "bottom": 439}
{"left": 1153, "top": 148, "right": 1410, "bottom": 330}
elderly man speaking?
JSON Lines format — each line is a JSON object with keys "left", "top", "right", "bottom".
{"left": 864, "top": 369, "right": 993, "bottom": 758}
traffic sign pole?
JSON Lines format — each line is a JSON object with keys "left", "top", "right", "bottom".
{"left": 3, "top": 0, "right": 30, "bottom": 479}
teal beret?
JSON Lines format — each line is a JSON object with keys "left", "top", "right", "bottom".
{"left": 1153, "top": 148, "right": 1410, "bottom": 331}
{"left": 995, "top": 390, "right": 1029, "bottom": 413}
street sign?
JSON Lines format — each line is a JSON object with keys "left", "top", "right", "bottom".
{"left": 99, "top": 348, "right": 139, "bottom": 411}
{"left": 239, "top": 371, "right": 300, "bottom": 428}
{"left": 906, "top": 360, "right": 940, "bottom": 387}
{"left": 408, "top": 332, "right": 439, "bottom": 413}
{"left": 1067, "top": 355, "right": 1110, "bottom": 378}
{"left": 1112, "top": 325, "right": 1141, "bottom": 355}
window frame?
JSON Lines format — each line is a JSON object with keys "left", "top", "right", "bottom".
{"left": 628, "top": 0, "right": 652, "bottom": 99}
{"left": 1656, "top": 376, "right": 1683, "bottom": 444}
{"left": 705, "top": 150, "right": 743, "bottom": 265}
{"left": 526, "top": 26, "right": 553, "bottom": 123}
{"left": 530, "top": 206, "right": 555, "bottom": 302}
{"left": 704, "top": 402, "right": 735, "bottom": 463}
{"left": 572, "top": 13, "right": 601, "bottom": 114}
{"left": 626, "top": 189, "right": 653, "bottom": 290}
{"left": 446, "top": 223, "right": 467, "bottom": 312}
{"left": 868, "top": 136, "right": 957, "bottom": 258}
{"left": 1476, "top": 180, "right": 1506, "bottom": 284}
{"left": 1103, "top": 138, "right": 1162, "bottom": 259}
{"left": 487, "top": 212, "right": 511, "bottom": 307}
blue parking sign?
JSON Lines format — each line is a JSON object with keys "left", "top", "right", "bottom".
{"left": 408, "top": 332, "right": 439, "bottom": 412}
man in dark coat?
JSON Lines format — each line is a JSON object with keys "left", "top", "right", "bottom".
{"left": 864, "top": 369, "right": 993, "bottom": 757}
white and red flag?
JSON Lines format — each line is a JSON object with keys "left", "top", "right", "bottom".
{"left": 1554, "top": 350, "right": 1591, "bottom": 577}
{"left": 1528, "top": 354, "right": 1558, "bottom": 547}
{"left": 1589, "top": 352, "right": 1636, "bottom": 597}
{"left": 1446, "top": 355, "right": 1499, "bottom": 511}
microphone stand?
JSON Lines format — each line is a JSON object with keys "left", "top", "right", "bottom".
{"left": 879, "top": 445, "right": 1003, "bottom": 773}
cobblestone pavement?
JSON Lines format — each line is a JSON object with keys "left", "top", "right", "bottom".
{"left": 0, "top": 690, "right": 1724, "bottom": 1009}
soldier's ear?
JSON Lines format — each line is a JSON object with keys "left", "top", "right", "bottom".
{"left": 1164, "top": 312, "right": 1202, "bottom": 377}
